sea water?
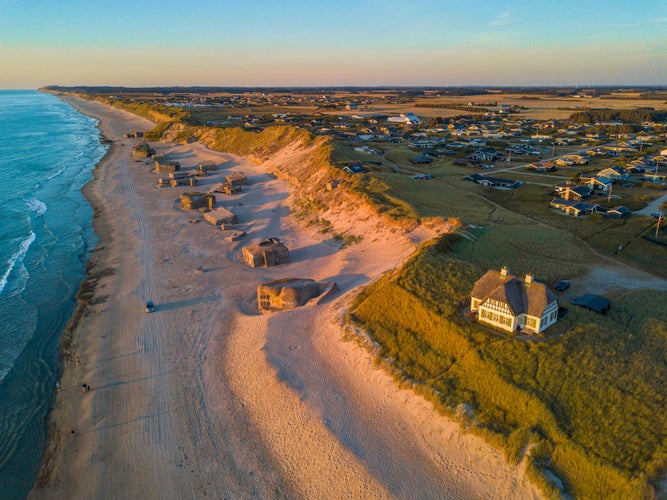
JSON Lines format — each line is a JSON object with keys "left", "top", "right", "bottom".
{"left": 0, "top": 90, "right": 107, "bottom": 498}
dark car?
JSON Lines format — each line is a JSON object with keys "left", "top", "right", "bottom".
{"left": 554, "top": 280, "right": 570, "bottom": 291}
{"left": 145, "top": 301, "right": 156, "bottom": 313}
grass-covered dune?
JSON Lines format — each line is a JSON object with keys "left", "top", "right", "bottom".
{"left": 92, "top": 94, "right": 666, "bottom": 497}
{"left": 349, "top": 234, "right": 666, "bottom": 499}
{"left": 96, "top": 96, "right": 433, "bottom": 234}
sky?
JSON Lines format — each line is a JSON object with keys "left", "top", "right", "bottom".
{"left": 1, "top": 0, "right": 666, "bottom": 88}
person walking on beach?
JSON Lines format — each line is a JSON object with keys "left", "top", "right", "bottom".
{"left": 56, "top": 381, "right": 61, "bottom": 393}
{"left": 69, "top": 426, "right": 76, "bottom": 437}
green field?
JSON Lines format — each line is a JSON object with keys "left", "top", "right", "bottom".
{"left": 331, "top": 141, "right": 667, "bottom": 278}
{"left": 349, "top": 236, "right": 666, "bottom": 498}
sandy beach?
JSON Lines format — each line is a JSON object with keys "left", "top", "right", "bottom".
{"left": 30, "top": 96, "right": 540, "bottom": 499}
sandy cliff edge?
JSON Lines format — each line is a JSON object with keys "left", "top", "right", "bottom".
{"left": 30, "top": 95, "right": 540, "bottom": 499}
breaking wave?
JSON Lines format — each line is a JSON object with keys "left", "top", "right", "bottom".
{"left": 25, "top": 197, "right": 46, "bottom": 217}
{"left": 0, "top": 232, "right": 35, "bottom": 297}
{"left": 47, "top": 164, "right": 66, "bottom": 180}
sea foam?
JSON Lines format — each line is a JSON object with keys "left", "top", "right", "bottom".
{"left": 25, "top": 197, "right": 47, "bottom": 217}
{"left": 0, "top": 232, "right": 35, "bottom": 297}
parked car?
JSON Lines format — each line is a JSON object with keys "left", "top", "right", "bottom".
{"left": 554, "top": 280, "right": 570, "bottom": 291}
{"left": 145, "top": 301, "right": 156, "bottom": 313}
{"left": 650, "top": 211, "right": 664, "bottom": 219}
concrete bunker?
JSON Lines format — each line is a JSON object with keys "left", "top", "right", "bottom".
{"left": 226, "top": 172, "right": 248, "bottom": 187}
{"left": 204, "top": 206, "right": 238, "bottom": 226}
{"left": 257, "top": 278, "right": 337, "bottom": 313}
{"left": 242, "top": 238, "right": 290, "bottom": 268}
{"left": 180, "top": 192, "right": 216, "bottom": 210}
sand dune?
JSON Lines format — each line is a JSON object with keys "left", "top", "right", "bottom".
{"left": 30, "top": 96, "right": 540, "bottom": 499}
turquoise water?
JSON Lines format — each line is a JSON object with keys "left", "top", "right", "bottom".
{"left": 0, "top": 90, "right": 107, "bottom": 498}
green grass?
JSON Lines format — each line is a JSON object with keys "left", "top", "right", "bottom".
{"left": 349, "top": 235, "right": 667, "bottom": 499}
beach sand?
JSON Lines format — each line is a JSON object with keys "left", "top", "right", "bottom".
{"left": 30, "top": 96, "right": 540, "bottom": 499}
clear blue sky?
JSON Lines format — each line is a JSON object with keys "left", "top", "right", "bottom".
{"left": 1, "top": 0, "right": 665, "bottom": 88}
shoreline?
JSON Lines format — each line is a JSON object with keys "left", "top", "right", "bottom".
{"left": 31, "top": 95, "right": 541, "bottom": 498}
{"left": 32, "top": 103, "right": 117, "bottom": 488}
{"left": 30, "top": 97, "right": 154, "bottom": 493}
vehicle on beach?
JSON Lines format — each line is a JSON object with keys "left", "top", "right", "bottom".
{"left": 145, "top": 301, "right": 156, "bottom": 313}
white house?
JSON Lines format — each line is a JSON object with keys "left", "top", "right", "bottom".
{"left": 387, "top": 113, "right": 421, "bottom": 125}
{"left": 470, "top": 267, "right": 559, "bottom": 334}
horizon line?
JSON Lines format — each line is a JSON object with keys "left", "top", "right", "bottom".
{"left": 20, "top": 84, "right": 667, "bottom": 91}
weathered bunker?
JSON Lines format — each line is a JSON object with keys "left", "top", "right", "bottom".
{"left": 257, "top": 278, "right": 337, "bottom": 313}
{"left": 242, "top": 238, "right": 290, "bottom": 268}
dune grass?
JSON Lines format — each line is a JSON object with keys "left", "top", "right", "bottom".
{"left": 349, "top": 234, "right": 666, "bottom": 499}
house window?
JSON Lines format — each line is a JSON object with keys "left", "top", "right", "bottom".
{"left": 526, "top": 317, "right": 537, "bottom": 328}
{"left": 471, "top": 299, "right": 479, "bottom": 310}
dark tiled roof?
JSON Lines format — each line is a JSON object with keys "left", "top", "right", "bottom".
{"left": 472, "top": 269, "right": 557, "bottom": 317}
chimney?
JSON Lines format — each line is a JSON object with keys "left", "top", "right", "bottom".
{"left": 500, "top": 266, "right": 508, "bottom": 279}
{"left": 525, "top": 273, "right": 533, "bottom": 285}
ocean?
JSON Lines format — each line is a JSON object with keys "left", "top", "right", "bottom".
{"left": 0, "top": 90, "right": 107, "bottom": 498}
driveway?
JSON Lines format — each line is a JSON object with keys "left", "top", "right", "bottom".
{"left": 634, "top": 192, "right": 667, "bottom": 216}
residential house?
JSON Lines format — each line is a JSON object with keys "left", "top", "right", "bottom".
{"left": 558, "top": 185, "right": 592, "bottom": 201}
{"left": 470, "top": 148, "right": 502, "bottom": 162}
{"left": 597, "top": 166, "right": 628, "bottom": 181}
{"left": 387, "top": 113, "right": 420, "bottom": 125}
{"left": 463, "top": 173, "right": 522, "bottom": 189}
{"left": 550, "top": 198, "right": 599, "bottom": 217}
{"left": 564, "top": 155, "right": 589, "bottom": 165}
{"left": 579, "top": 175, "right": 613, "bottom": 192}
{"left": 411, "top": 140, "right": 436, "bottom": 149}
{"left": 626, "top": 166, "right": 645, "bottom": 176}
{"left": 641, "top": 172, "right": 667, "bottom": 183}
{"left": 554, "top": 181, "right": 577, "bottom": 194}
{"left": 409, "top": 156, "right": 433, "bottom": 165}
{"left": 553, "top": 158, "right": 574, "bottom": 167}
{"left": 343, "top": 162, "right": 367, "bottom": 174}
{"left": 598, "top": 206, "right": 631, "bottom": 219}
{"left": 527, "top": 161, "right": 556, "bottom": 172}
{"left": 470, "top": 267, "right": 559, "bottom": 334}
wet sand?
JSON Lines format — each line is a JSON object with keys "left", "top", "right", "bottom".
{"left": 30, "top": 96, "right": 540, "bottom": 499}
